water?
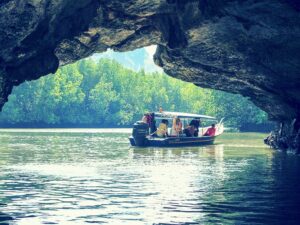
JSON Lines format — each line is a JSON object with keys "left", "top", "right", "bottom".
{"left": 0, "top": 129, "right": 300, "bottom": 225}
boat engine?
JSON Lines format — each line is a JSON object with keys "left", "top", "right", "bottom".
{"left": 132, "top": 121, "right": 148, "bottom": 146}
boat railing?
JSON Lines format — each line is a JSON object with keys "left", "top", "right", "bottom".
{"left": 215, "top": 118, "right": 225, "bottom": 136}
{"left": 146, "top": 117, "right": 224, "bottom": 138}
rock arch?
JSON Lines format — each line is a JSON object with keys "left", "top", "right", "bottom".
{"left": 0, "top": 0, "right": 300, "bottom": 151}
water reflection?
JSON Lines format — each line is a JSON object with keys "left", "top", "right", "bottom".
{"left": 130, "top": 144, "right": 228, "bottom": 224}
{"left": 0, "top": 131, "right": 300, "bottom": 224}
{"left": 0, "top": 208, "right": 14, "bottom": 225}
{"left": 132, "top": 144, "right": 224, "bottom": 158}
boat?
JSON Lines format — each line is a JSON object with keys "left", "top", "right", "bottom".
{"left": 129, "top": 111, "right": 224, "bottom": 147}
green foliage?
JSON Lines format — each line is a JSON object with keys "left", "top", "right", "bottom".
{"left": 210, "top": 90, "right": 268, "bottom": 128}
{"left": 0, "top": 58, "right": 268, "bottom": 128}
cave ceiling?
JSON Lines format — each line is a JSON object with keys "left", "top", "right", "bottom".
{"left": 0, "top": 0, "right": 299, "bottom": 121}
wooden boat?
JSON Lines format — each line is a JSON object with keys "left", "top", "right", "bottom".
{"left": 129, "top": 111, "right": 224, "bottom": 147}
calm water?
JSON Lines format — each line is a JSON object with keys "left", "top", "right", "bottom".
{"left": 0, "top": 129, "right": 300, "bottom": 225}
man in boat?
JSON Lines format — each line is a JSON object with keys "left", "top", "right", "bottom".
{"left": 156, "top": 119, "right": 168, "bottom": 137}
{"left": 141, "top": 113, "right": 152, "bottom": 135}
{"left": 149, "top": 113, "right": 157, "bottom": 134}
{"left": 204, "top": 124, "right": 216, "bottom": 136}
{"left": 183, "top": 123, "right": 196, "bottom": 137}
{"left": 142, "top": 113, "right": 152, "bottom": 125}
{"left": 189, "top": 119, "right": 200, "bottom": 137}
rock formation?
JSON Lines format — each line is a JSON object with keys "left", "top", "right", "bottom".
{"left": 0, "top": 0, "right": 299, "bottom": 152}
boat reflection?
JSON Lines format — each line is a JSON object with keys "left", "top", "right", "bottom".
{"left": 131, "top": 144, "right": 224, "bottom": 159}
{"left": 0, "top": 206, "right": 14, "bottom": 224}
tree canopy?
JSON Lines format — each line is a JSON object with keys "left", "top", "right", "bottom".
{"left": 0, "top": 58, "right": 268, "bottom": 129}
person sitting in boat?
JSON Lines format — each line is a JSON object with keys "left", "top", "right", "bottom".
{"left": 184, "top": 124, "right": 195, "bottom": 137}
{"left": 189, "top": 119, "right": 200, "bottom": 137}
{"left": 156, "top": 119, "right": 169, "bottom": 137}
{"left": 142, "top": 113, "right": 148, "bottom": 123}
{"left": 142, "top": 113, "right": 152, "bottom": 125}
{"left": 149, "top": 113, "right": 157, "bottom": 134}
{"left": 171, "top": 117, "right": 183, "bottom": 136}
{"left": 142, "top": 113, "right": 153, "bottom": 135}
{"left": 204, "top": 124, "right": 216, "bottom": 136}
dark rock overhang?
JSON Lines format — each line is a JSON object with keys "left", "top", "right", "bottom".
{"left": 0, "top": 0, "right": 299, "bottom": 123}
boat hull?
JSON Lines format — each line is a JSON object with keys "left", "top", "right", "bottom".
{"left": 129, "top": 135, "right": 215, "bottom": 147}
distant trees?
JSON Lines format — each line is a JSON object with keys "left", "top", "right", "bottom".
{"left": 0, "top": 58, "right": 268, "bottom": 128}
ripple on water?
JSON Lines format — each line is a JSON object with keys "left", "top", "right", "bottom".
{"left": 1, "top": 131, "right": 300, "bottom": 224}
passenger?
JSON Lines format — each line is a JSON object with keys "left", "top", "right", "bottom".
{"left": 143, "top": 113, "right": 152, "bottom": 125}
{"left": 190, "top": 119, "right": 200, "bottom": 137}
{"left": 171, "top": 117, "right": 177, "bottom": 136}
{"left": 159, "top": 106, "right": 163, "bottom": 113}
{"left": 142, "top": 113, "right": 148, "bottom": 124}
{"left": 142, "top": 113, "right": 152, "bottom": 135}
{"left": 204, "top": 124, "right": 216, "bottom": 136}
{"left": 156, "top": 119, "right": 169, "bottom": 137}
{"left": 171, "top": 117, "right": 183, "bottom": 136}
{"left": 184, "top": 124, "right": 195, "bottom": 137}
{"left": 149, "top": 113, "right": 157, "bottom": 134}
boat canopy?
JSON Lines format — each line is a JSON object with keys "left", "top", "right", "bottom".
{"left": 154, "top": 111, "right": 217, "bottom": 120}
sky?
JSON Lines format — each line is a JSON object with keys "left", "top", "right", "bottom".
{"left": 91, "top": 45, "right": 163, "bottom": 73}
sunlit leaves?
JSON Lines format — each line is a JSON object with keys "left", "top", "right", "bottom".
{"left": 0, "top": 58, "right": 267, "bottom": 128}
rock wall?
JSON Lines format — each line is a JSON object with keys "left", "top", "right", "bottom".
{"left": 265, "top": 119, "right": 300, "bottom": 153}
{"left": 0, "top": 0, "right": 300, "bottom": 152}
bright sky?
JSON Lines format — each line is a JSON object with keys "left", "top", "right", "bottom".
{"left": 145, "top": 45, "right": 157, "bottom": 56}
{"left": 91, "top": 45, "right": 162, "bottom": 73}
{"left": 144, "top": 45, "right": 163, "bottom": 73}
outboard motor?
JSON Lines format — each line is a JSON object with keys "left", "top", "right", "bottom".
{"left": 132, "top": 121, "right": 148, "bottom": 146}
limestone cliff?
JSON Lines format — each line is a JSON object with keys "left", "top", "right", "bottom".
{"left": 0, "top": 0, "right": 299, "bottom": 151}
